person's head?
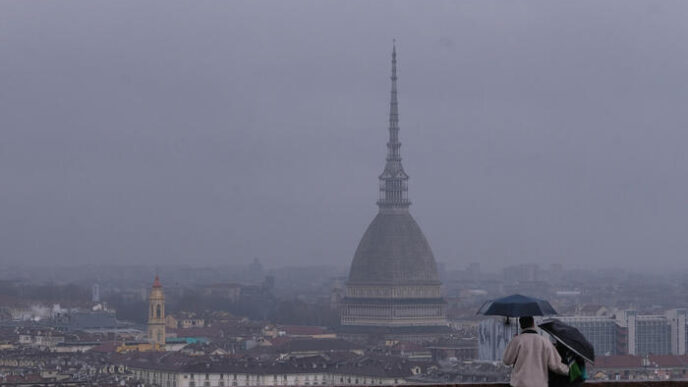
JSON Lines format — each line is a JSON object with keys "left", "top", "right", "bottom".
{"left": 519, "top": 316, "right": 535, "bottom": 330}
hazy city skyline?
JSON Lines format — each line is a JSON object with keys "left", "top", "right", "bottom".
{"left": 3, "top": 1, "right": 688, "bottom": 270}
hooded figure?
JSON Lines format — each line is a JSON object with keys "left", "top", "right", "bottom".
{"left": 548, "top": 341, "right": 586, "bottom": 387}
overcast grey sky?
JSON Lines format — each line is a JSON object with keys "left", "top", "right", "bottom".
{"left": 2, "top": 1, "right": 688, "bottom": 271}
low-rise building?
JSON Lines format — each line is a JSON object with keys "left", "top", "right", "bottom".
{"left": 125, "top": 354, "right": 427, "bottom": 387}
{"left": 167, "top": 313, "right": 206, "bottom": 330}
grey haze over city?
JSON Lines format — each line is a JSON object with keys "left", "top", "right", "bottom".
{"left": 2, "top": 1, "right": 688, "bottom": 271}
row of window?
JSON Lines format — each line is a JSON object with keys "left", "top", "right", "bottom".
{"left": 136, "top": 370, "right": 396, "bottom": 387}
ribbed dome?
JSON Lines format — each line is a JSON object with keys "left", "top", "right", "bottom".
{"left": 348, "top": 211, "right": 440, "bottom": 285}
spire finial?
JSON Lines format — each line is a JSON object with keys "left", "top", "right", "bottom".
{"left": 377, "top": 42, "right": 410, "bottom": 211}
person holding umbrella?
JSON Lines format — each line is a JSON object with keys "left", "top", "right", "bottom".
{"left": 503, "top": 316, "right": 570, "bottom": 387}
{"left": 478, "top": 294, "right": 569, "bottom": 387}
{"left": 539, "top": 319, "right": 594, "bottom": 386}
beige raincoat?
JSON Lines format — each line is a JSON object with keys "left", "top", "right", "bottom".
{"left": 503, "top": 329, "right": 569, "bottom": 387}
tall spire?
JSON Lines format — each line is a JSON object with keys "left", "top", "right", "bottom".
{"left": 377, "top": 41, "right": 410, "bottom": 211}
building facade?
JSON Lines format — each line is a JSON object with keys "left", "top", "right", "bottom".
{"left": 340, "top": 44, "right": 447, "bottom": 342}
{"left": 619, "top": 310, "right": 686, "bottom": 356}
{"left": 125, "top": 356, "right": 423, "bottom": 387}
{"left": 558, "top": 316, "right": 619, "bottom": 357}
{"left": 557, "top": 309, "right": 687, "bottom": 357}
{"left": 478, "top": 318, "right": 519, "bottom": 361}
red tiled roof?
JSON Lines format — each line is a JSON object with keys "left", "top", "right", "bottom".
{"left": 174, "top": 326, "right": 223, "bottom": 338}
{"left": 648, "top": 355, "right": 688, "bottom": 368}
{"left": 268, "top": 336, "right": 292, "bottom": 347}
{"left": 594, "top": 355, "right": 643, "bottom": 369}
{"left": 281, "top": 325, "right": 327, "bottom": 336}
{"left": 91, "top": 341, "right": 119, "bottom": 353}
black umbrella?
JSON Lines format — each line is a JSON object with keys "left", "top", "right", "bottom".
{"left": 539, "top": 318, "right": 595, "bottom": 363}
{"left": 477, "top": 294, "right": 557, "bottom": 317}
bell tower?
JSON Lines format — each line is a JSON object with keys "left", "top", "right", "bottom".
{"left": 147, "top": 275, "right": 166, "bottom": 348}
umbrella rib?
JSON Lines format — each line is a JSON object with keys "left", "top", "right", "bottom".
{"left": 546, "top": 331, "right": 594, "bottom": 364}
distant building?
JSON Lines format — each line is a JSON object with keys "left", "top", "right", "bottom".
{"left": 619, "top": 309, "right": 686, "bottom": 356}
{"left": 340, "top": 44, "right": 448, "bottom": 343}
{"left": 92, "top": 283, "right": 100, "bottom": 303}
{"left": 575, "top": 305, "right": 611, "bottom": 317}
{"left": 18, "top": 331, "right": 65, "bottom": 349}
{"left": 201, "top": 283, "right": 242, "bottom": 302}
{"left": 558, "top": 316, "right": 619, "bottom": 356}
{"left": 556, "top": 309, "right": 687, "bottom": 357}
{"left": 666, "top": 309, "right": 686, "bottom": 356}
{"left": 147, "top": 276, "right": 166, "bottom": 348}
{"left": 247, "top": 257, "right": 265, "bottom": 284}
{"left": 53, "top": 310, "right": 119, "bottom": 331}
{"left": 427, "top": 337, "right": 478, "bottom": 361}
{"left": 502, "top": 264, "right": 541, "bottom": 283}
{"left": 125, "top": 355, "right": 427, "bottom": 387}
{"left": 478, "top": 318, "right": 518, "bottom": 361}
{"left": 166, "top": 312, "right": 205, "bottom": 330}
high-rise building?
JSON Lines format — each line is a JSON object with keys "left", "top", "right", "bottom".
{"left": 147, "top": 276, "right": 166, "bottom": 348}
{"left": 340, "top": 44, "right": 448, "bottom": 343}
{"left": 559, "top": 309, "right": 688, "bottom": 357}
{"left": 92, "top": 283, "right": 100, "bottom": 303}
{"left": 620, "top": 309, "right": 686, "bottom": 356}
{"left": 558, "top": 316, "right": 619, "bottom": 356}
{"left": 666, "top": 309, "right": 687, "bottom": 355}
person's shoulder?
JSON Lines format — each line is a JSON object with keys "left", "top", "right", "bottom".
{"left": 535, "top": 334, "right": 550, "bottom": 342}
{"left": 506, "top": 334, "right": 520, "bottom": 344}
{"left": 517, "top": 332, "right": 545, "bottom": 343}
{"left": 533, "top": 334, "right": 555, "bottom": 346}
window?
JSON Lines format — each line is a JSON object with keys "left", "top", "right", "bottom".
{"left": 156, "top": 304, "right": 162, "bottom": 318}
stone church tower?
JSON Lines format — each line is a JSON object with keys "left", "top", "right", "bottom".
{"left": 341, "top": 43, "right": 448, "bottom": 342}
{"left": 147, "top": 275, "right": 166, "bottom": 347}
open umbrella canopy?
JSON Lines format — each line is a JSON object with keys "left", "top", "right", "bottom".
{"left": 477, "top": 294, "right": 557, "bottom": 317}
{"left": 539, "top": 318, "right": 595, "bottom": 363}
